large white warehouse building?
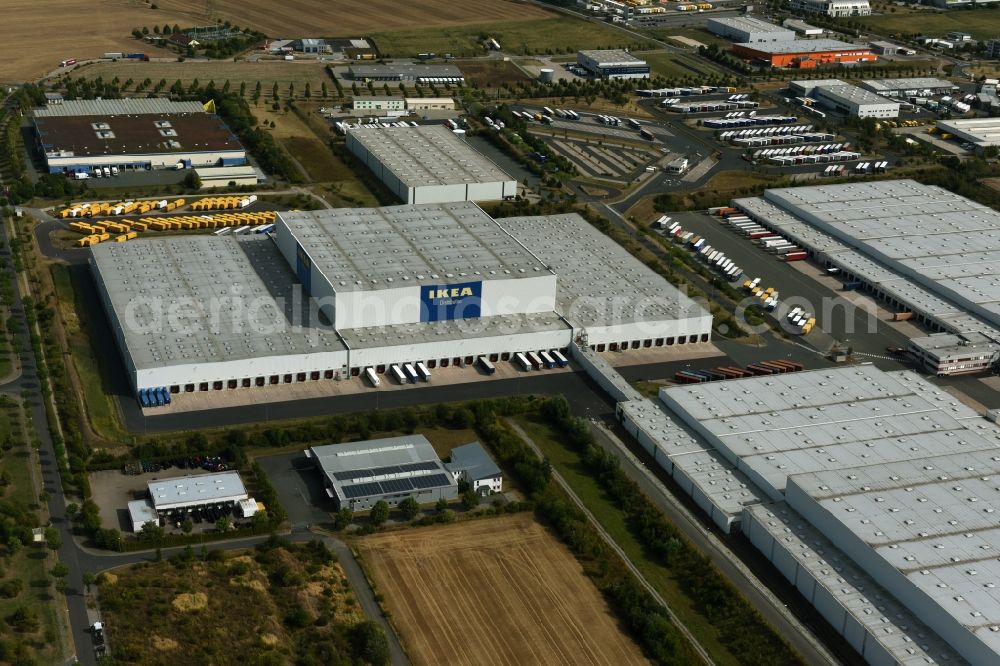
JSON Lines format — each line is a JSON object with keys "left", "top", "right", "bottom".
{"left": 609, "top": 362, "right": 1000, "bottom": 665}
{"left": 345, "top": 125, "right": 516, "bottom": 204}
{"left": 91, "top": 201, "right": 711, "bottom": 399}
{"left": 732, "top": 180, "right": 1000, "bottom": 375}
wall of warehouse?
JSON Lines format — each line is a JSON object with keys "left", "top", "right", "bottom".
{"left": 89, "top": 257, "right": 140, "bottom": 392}
{"left": 347, "top": 327, "right": 572, "bottom": 372}
{"left": 784, "top": 479, "right": 991, "bottom": 666}
{"left": 742, "top": 507, "right": 917, "bottom": 666}
{"left": 135, "top": 350, "right": 350, "bottom": 393}
{"left": 583, "top": 314, "right": 713, "bottom": 349}
{"left": 46, "top": 150, "right": 247, "bottom": 174}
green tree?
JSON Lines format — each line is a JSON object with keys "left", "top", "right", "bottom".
{"left": 6, "top": 607, "right": 38, "bottom": 633}
{"left": 183, "top": 170, "right": 201, "bottom": 191}
{"left": 398, "top": 497, "right": 420, "bottom": 521}
{"left": 435, "top": 497, "right": 448, "bottom": 512}
{"left": 5, "top": 536, "right": 20, "bottom": 556}
{"left": 369, "top": 500, "right": 389, "bottom": 526}
{"left": 44, "top": 527, "right": 61, "bottom": 551}
{"left": 333, "top": 507, "right": 353, "bottom": 530}
{"left": 181, "top": 517, "right": 193, "bottom": 534}
{"left": 351, "top": 621, "right": 390, "bottom": 666}
{"left": 82, "top": 572, "right": 95, "bottom": 593}
{"left": 304, "top": 82, "right": 311, "bottom": 99}
{"left": 321, "top": 81, "right": 328, "bottom": 98}
{"left": 462, "top": 489, "right": 480, "bottom": 510}
{"left": 215, "top": 516, "right": 231, "bottom": 532}
{"left": 272, "top": 81, "right": 279, "bottom": 101}
{"left": 50, "top": 562, "right": 69, "bottom": 579}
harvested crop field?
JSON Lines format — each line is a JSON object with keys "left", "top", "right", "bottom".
{"left": 157, "top": 0, "right": 555, "bottom": 36}
{"left": 356, "top": 514, "right": 646, "bottom": 666}
{"left": 0, "top": 0, "right": 185, "bottom": 81}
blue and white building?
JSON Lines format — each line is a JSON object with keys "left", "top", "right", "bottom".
{"left": 576, "top": 50, "right": 650, "bottom": 79}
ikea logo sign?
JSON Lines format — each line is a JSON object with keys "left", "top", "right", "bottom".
{"left": 420, "top": 280, "right": 482, "bottom": 322}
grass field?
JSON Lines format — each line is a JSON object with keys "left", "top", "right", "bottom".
{"left": 454, "top": 60, "right": 530, "bottom": 87}
{"left": 638, "top": 50, "right": 725, "bottom": 81}
{"left": 371, "top": 17, "right": 656, "bottom": 58}
{"left": 356, "top": 514, "right": 646, "bottom": 666}
{"left": 99, "top": 541, "right": 367, "bottom": 664}
{"left": 158, "top": 0, "right": 555, "bottom": 36}
{"left": 0, "top": 0, "right": 187, "bottom": 81}
{"left": 50, "top": 264, "right": 123, "bottom": 440}
{"left": 512, "top": 413, "right": 744, "bottom": 666}
{"left": 76, "top": 60, "right": 334, "bottom": 99}
{"left": 861, "top": 7, "right": 1000, "bottom": 40}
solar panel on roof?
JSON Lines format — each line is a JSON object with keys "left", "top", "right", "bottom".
{"left": 410, "top": 473, "right": 451, "bottom": 490}
{"left": 381, "top": 478, "right": 414, "bottom": 494}
{"left": 342, "top": 482, "right": 383, "bottom": 499}
{"left": 400, "top": 461, "right": 439, "bottom": 473}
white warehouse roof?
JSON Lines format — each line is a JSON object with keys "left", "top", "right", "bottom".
{"left": 577, "top": 49, "right": 648, "bottom": 66}
{"left": 279, "top": 202, "right": 545, "bottom": 292}
{"left": 345, "top": 125, "right": 513, "bottom": 189}
{"left": 90, "top": 236, "right": 346, "bottom": 371}
{"left": 760, "top": 180, "right": 1000, "bottom": 330}
{"left": 935, "top": 117, "right": 1000, "bottom": 148}
{"left": 148, "top": 471, "right": 248, "bottom": 511}
{"left": 33, "top": 98, "right": 207, "bottom": 117}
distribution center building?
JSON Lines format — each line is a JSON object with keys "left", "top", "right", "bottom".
{"left": 307, "top": 435, "right": 458, "bottom": 511}
{"left": 730, "top": 180, "right": 1000, "bottom": 374}
{"left": 733, "top": 39, "right": 875, "bottom": 68}
{"left": 859, "top": 77, "right": 958, "bottom": 98}
{"left": 91, "top": 201, "right": 712, "bottom": 400}
{"left": 32, "top": 98, "right": 246, "bottom": 175}
{"left": 706, "top": 16, "right": 796, "bottom": 43}
{"left": 809, "top": 82, "right": 899, "bottom": 118}
{"left": 345, "top": 125, "right": 517, "bottom": 204}
{"left": 934, "top": 118, "right": 1000, "bottom": 150}
{"left": 615, "top": 363, "right": 1000, "bottom": 665}
{"left": 576, "top": 50, "right": 650, "bottom": 79}
{"left": 347, "top": 63, "right": 464, "bottom": 85}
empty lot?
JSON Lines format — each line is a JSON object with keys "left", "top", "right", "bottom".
{"left": 356, "top": 514, "right": 646, "bottom": 666}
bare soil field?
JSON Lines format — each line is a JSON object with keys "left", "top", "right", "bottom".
{"left": 156, "top": 0, "right": 555, "bottom": 36}
{"left": 0, "top": 0, "right": 186, "bottom": 81}
{"left": 76, "top": 60, "right": 332, "bottom": 98}
{"left": 356, "top": 514, "right": 646, "bottom": 666}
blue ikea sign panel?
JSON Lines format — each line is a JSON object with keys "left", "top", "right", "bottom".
{"left": 420, "top": 281, "right": 482, "bottom": 322}
{"left": 296, "top": 243, "right": 312, "bottom": 294}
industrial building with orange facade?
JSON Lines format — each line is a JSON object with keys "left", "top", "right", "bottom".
{"left": 733, "top": 39, "right": 876, "bottom": 68}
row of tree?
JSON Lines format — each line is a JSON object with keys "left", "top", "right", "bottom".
{"left": 538, "top": 396, "right": 804, "bottom": 665}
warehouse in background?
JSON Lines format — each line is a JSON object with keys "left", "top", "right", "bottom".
{"left": 706, "top": 16, "right": 796, "bottom": 43}
{"left": 307, "top": 435, "right": 459, "bottom": 511}
{"left": 576, "top": 50, "right": 650, "bottom": 79}
{"left": 345, "top": 125, "right": 517, "bottom": 204}
{"left": 32, "top": 98, "right": 246, "bottom": 176}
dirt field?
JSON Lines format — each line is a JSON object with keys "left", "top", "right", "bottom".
{"left": 356, "top": 514, "right": 646, "bottom": 666}
{"left": 157, "top": 0, "right": 555, "bottom": 36}
{"left": 0, "top": 0, "right": 187, "bottom": 81}
{"left": 75, "top": 60, "right": 333, "bottom": 98}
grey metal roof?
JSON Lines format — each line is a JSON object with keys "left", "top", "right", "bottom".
{"left": 708, "top": 16, "right": 794, "bottom": 35}
{"left": 148, "top": 471, "right": 248, "bottom": 510}
{"left": 861, "top": 77, "right": 957, "bottom": 93}
{"left": 660, "top": 366, "right": 1000, "bottom": 498}
{"left": 33, "top": 98, "right": 206, "bottom": 117}
{"left": 745, "top": 502, "right": 966, "bottom": 666}
{"left": 814, "top": 83, "right": 899, "bottom": 108}
{"left": 737, "top": 39, "right": 869, "bottom": 54}
{"left": 90, "top": 235, "right": 345, "bottom": 371}
{"left": 445, "top": 442, "right": 501, "bottom": 481}
{"left": 577, "top": 49, "right": 647, "bottom": 66}
{"left": 348, "top": 63, "right": 463, "bottom": 79}
{"left": 347, "top": 125, "right": 513, "bottom": 189}
{"left": 279, "top": 201, "right": 543, "bottom": 292}
{"left": 786, "top": 450, "right": 1000, "bottom": 660}
{"left": 936, "top": 118, "right": 1000, "bottom": 147}
{"left": 762, "top": 181, "right": 1000, "bottom": 330}
{"left": 497, "top": 213, "right": 711, "bottom": 329}
{"left": 309, "top": 435, "right": 456, "bottom": 502}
